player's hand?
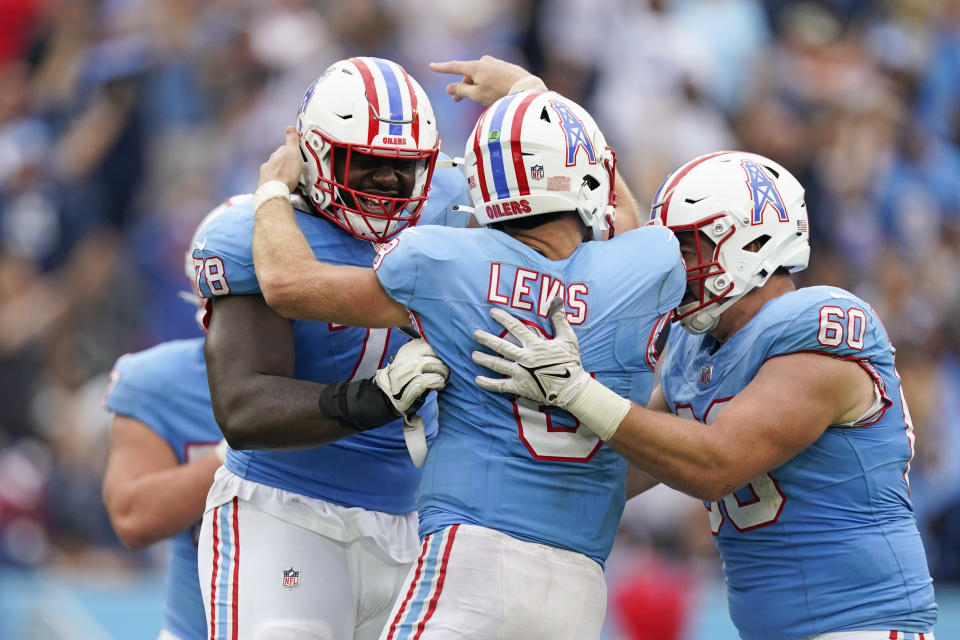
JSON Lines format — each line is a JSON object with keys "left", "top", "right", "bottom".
{"left": 375, "top": 338, "right": 448, "bottom": 468}
{"left": 430, "top": 55, "right": 542, "bottom": 106}
{"left": 375, "top": 339, "right": 450, "bottom": 415}
{"left": 472, "top": 297, "right": 590, "bottom": 406}
{"left": 258, "top": 126, "right": 302, "bottom": 191}
{"left": 472, "top": 297, "right": 631, "bottom": 442}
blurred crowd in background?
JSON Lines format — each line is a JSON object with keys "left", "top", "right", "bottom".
{"left": 1, "top": 0, "right": 959, "bottom": 635}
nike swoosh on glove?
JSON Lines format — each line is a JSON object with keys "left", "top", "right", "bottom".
{"left": 374, "top": 338, "right": 449, "bottom": 414}
{"left": 471, "top": 297, "right": 590, "bottom": 406}
{"left": 374, "top": 338, "right": 450, "bottom": 467}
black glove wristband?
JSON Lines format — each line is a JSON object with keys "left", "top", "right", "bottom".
{"left": 318, "top": 378, "right": 400, "bottom": 431}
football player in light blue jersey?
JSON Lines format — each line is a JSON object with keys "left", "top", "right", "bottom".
{"left": 104, "top": 338, "right": 222, "bottom": 640}
{"left": 250, "top": 78, "right": 685, "bottom": 637}
{"left": 102, "top": 207, "right": 231, "bottom": 640}
{"left": 192, "top": 57, "right": 466, "bottom": 640}
{"left": 472, "top": 151, "right": 938, "bottom": 640}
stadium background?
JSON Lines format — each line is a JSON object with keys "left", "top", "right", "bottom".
{"left": 1, "top": 0, "right": 959, "bottom": 638}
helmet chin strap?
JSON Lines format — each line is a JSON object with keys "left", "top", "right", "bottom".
{"left": 681, "top": 261, "right": 775, "bottom": 335}
{"left": 290, "top": 192, "right": 312, "bottom": 213}
{"left": 680, "top": 292, "right": 740, "bottom": 335}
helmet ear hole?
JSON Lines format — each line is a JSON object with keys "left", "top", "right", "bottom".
{"left": 744, "top": 235, "right": 770, "bottom": 253}
{"left": 583, "top": 175, "right": 601, "bottom": 191}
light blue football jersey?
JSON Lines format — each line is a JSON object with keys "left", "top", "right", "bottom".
{"left": 658, "top": 286, "right": 937, "bottom": 639}
{"left": 374, "top": 224, "right": 685, "bottom": 563}
{"left": 192, "top": 159, "right": 468, "bottom": 514}
{"left": 105, "top": 338, "right": 220, "bottom": 640}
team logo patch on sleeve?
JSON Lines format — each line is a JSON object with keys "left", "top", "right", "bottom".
{"left": 282, "top": 567, "right": 301, "bottom": 589}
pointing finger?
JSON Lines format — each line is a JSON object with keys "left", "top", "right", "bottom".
{"left": 430, "top": 60, "right": 475, "bottom": 76}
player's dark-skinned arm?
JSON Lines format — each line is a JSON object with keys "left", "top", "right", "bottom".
{"left": 252, "top": 127, "right": 409, "bottom": 328}
{"left": 205, "top": 294, "right": 399, "bottom": 449}
{"left": 103, "top": 416, "right": 221, "bottom": 549}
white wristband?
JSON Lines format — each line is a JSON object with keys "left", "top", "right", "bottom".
{"left": 214, "top": 439, "right": 228, "bottom": 462}
{"left": 564, "top": 377, "right": 631, "bottom": 442}
{"left": 508, "top": 75, "right": 547, "bottom": 94}
{"left": 253, "top": 180, "right": 290, "bottom": 213}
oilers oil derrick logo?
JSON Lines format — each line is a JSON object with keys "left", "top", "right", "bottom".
{"left": 530, "top": 164, "right": 544, "bottom": 180}
{"left": 297, "top": 81, "right": 318, "bottom": 131}
{"left": 741, "top": 160, "right": 788, "bottom": 225}
{"left": 282, "top": 567, "right": 301, "bottom": 589}
{"left": 548, "top": 100, "right": 596, "bottom": 166}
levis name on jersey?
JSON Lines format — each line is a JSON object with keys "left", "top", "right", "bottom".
{"left": 486, "top": 263, "right": 588, "bottom": 324}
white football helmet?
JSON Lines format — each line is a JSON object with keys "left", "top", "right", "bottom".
{"left": 296, "top": 57, "right": 439, "bottom": 242}
{"left": 649, "top": 151, "right": 810, "bottom": 334}
{"left": 464, "top": 90, "right": 616, "bottom": 240}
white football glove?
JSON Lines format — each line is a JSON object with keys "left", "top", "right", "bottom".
{"left": 471, "top": 297, "right": 630, "bottom": 441}
{"left": 374, "top": 338, "right": 449, "bottom": 467}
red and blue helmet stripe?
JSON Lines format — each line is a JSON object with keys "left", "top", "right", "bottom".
{"left": 472, "top": 90, "right": 545, "bottom": 201}
{"left": 348, "top": 56, "right": 422, "bottom": 146}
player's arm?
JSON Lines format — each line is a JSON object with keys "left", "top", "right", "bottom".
{"left": 205, "top": 294, "right": 355, "bottom": 449}
{"left": 612, "top": 169, "right": 641, "bottom": 232}
{"left": 605, "top": 353, "right": 866, "bottom": 500}
{"left": 205, "top": 294, "right": 445, "bottom": 449}
{"left": 102, "top": 416, "right": 222, "bottom": 549}
{"left": 429, "top": 55, "right": 540, "bottom": 106}
{"left": 473, "top": 299, "right": 875, "bottom": 501}
{"left": 252, "top": 127, "right": 408, "bottom": 328}
{"left": 623, "top": 384, "right": 669, "bottom": 499}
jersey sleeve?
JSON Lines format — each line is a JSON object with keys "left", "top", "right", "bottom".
{"left": 104, "top": 351, "right": 179, "bottom": 446}
{"left": 373, "top": 225, "right": 468, "bottom": 307}
{"left": 191, "top": 195, "right": 261, "bottom": 298}
{"left": 766, "top": 291, "right": 888, "bottom": 361}
{"left": 417, "top": 153, "right": 471, "bottom": 228}
{"left": 372, "top": 228, "right": 426, "bottom": 307}
{"left": 653, "top": 229, "right": 686, "bottom": 315}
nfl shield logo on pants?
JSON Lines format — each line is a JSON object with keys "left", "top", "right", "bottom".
{"left": 699, "top": 365, "right": 713, "bottom": 385}
{"left": 282, "top": 567, "right": 300, "bottom": 589}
